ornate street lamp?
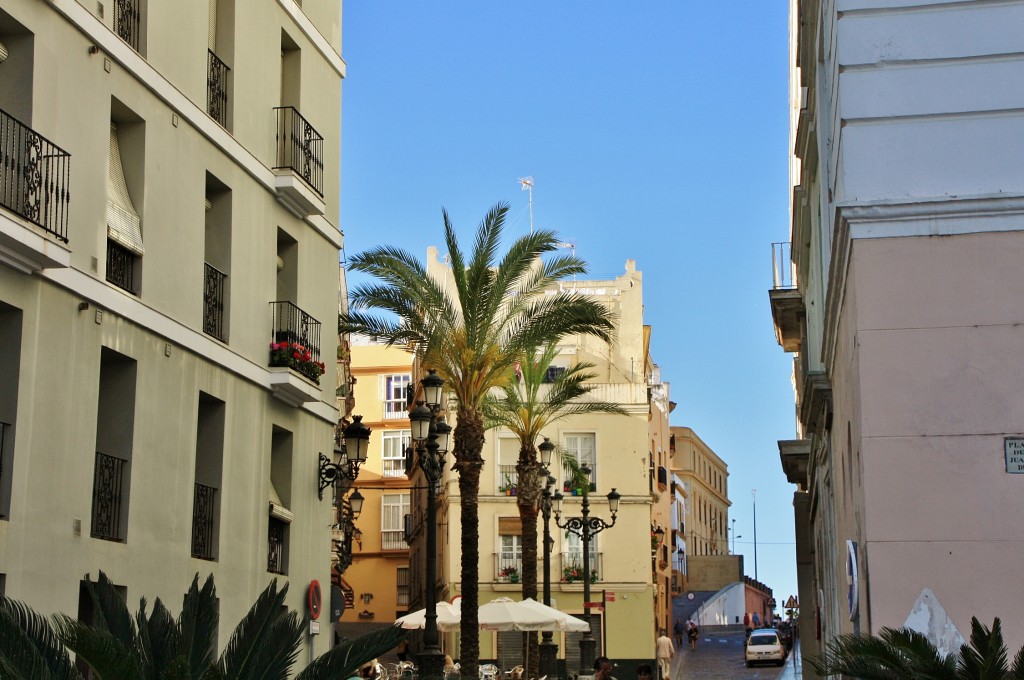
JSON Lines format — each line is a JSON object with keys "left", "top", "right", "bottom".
{"left": 333, "top": 487, "right": 364, "bottom": 575}
{"left": 411, "top": 370, "right": 448, "bottom": 680}
{"left": 537, "top": 438, "right": 558, "bottom": 678}
{"left": 554, "top": 465, "right": 620, "bottom": 674}
{"left": 319, "top": 415, "right": 371, "bottom": 499}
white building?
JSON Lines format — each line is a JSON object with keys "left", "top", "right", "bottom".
{"left": 0, "top": 0, "right": 345, "bottom": 661}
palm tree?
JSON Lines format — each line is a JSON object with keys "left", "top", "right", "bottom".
{"left": 340, "top": 202, "right": 615, "bottom": 675}
{"left": 0, "top": 571, "right": 405, "bottom": 680}
{"left": 810, "top": 616, "right": 1024, "bottom": 680}
{"left": 482, "top": 343, "right": 626, "bottom": 676}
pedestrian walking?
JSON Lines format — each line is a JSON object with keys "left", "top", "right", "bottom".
{"left": 743, "top": 612, "right": 752, "bottom": 639}
{"left": 686, "top": 620, "right": 699, "bottom": 651}
{"left": 752, "top": 611, "right": 761, "bottom": 628}
{"left": 673, "top": 618, "right": 684, "bottom": 647}
{"left": 655, "top": 629, "right": 675, "bottom": 680}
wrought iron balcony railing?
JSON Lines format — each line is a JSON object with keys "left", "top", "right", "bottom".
{"left": 273, "top": 107, "right": 323, "bottom": 197}
{"left": 772, "top": 241, "right": 795, "bottom": 290}
{"left": 191, "top": 483, "right": 217, "bottom": 560}
{"left": 0, "top": 109, "right": 71, "bottom": 242}
{"left": 0, "top": 421, "right": 9, "bottom": 518}
{"left": 106, "top": 240, "right": 137, "bottom": 294}
{"left": 495, "top": 553, "right": 523, "bottom": 583}
{"left": 207, "top": 50, "right": 229, "bottom": 128}
{"left": 91, "top": 452, "right": 126, "bottom": 541}
{"left": 560, "top": 551, "right": 602, "bottom": 583}
{"left": 268, "top": 517, "right": 286, "bottom": 574}
{"left": 203, "top": 263, "right": 227, "bottom": 341}
{"left": 113, "top": 0, "right": 141, "bottom": 51}
{"left": 269, "top": 301, "right": 322, "bottom": 383}
{"left": 381, "top": 529, "right": 408, "bottom": 551}
{"left": 497, "top": 464, "right": 518, "bottom": 495}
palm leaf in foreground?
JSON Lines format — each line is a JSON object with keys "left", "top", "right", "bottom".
{"left": 0, "top": 595, "right": 83, "bottom": 680}
{"left": 811, "top": 625, "right": 957, "bottom": 679}
{"left": 296, "top": 625, "right": 407, "bottom": 680}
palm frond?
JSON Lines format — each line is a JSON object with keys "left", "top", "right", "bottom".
{"left": 178, "top": 574, "right": 219, "bottom": 679}
{"left": 84, "top": 571, "right": 137, "bottom": 647}
{"left": 559, "top": 450, "right": 589, "bottom": 491}
{"left": 0, "top": 595, "right": 82, "bottom": 680}
{"left": 295, "top": 625, "right": 407, "bottom": 680}
{"left": 218, "top": 579, "right": 302, "bottom": 680}
{"left": 958, "top": 617, "right": 1009, "bottom": 678}
{"left": 53, "top": 614, "right": 143, "bottom": 680}
{"left": 137, "top": 597, "right": 182, "bottom": 680}
{"left": 811, "top": 626, "right": 955, "bottom": 680}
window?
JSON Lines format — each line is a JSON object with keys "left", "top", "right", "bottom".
{"left": 383, "top": 374, "right": 411, "bottom": 419}
{"left": 0, "top": 303, "right": 22, "bottom": 520}
{"left": 382, "top": 493, "right": 410, "bottom": 550}
{"left": 203, "top": 173, "right": 231, "bottom": 341}
{"left": 192, "top": 393, "right": 224, "bottom": 560}
{"left": 268, "top": 426, "right": 293, "bottom": 574}
{"left": 396, "top": 566, "right": 409, "bottom": 607}
{"left": 106, "top": 106, "right": 145, "bottom": 295}
{"left": 543, "top": 366, "right": 566, "bottom": 383}
{"left": 113, "top": 0, "right": 144, "bottom": 53}
{"left": 206, "top": 0, "right": 233, "bottom": 129}
{"left": 565, "top": 533, "right": 599, "bottom": 579}
{"left": 382, "top": 430, "right": 410, "bottom": 477}
{"left": 92, "top": 348, "right": 136, "bottom": 542}
{"left": 499, "top": 534, "right": 523, "bottom": 579}
{"left": 563, "top": 433, "right": 596, "bottom": 488}
{"left": 497, "top": 437, "right": 518, "bottom": 492}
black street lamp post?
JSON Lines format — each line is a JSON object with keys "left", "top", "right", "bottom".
{"left": 409, "top": 370, "right": 450, "bottom": 680}
{"left": 537, "top": 438, "right": 558, "bottom": 679}
{"left": 321, "top": 416, "right": 371, "bottom": 577}
{"left": 554, "top": 466, "right": 620, "bottom": 675}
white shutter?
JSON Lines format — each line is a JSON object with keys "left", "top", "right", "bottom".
{"left": 106, "top": 124, "right": 144, "bottom": 255}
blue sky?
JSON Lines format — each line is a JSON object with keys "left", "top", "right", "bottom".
{"left": 340, "top": 2, "right": 799, "bottom": 603}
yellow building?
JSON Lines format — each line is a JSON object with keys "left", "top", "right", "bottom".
{"left": 671, "top": 427, "right": 730, "bottom": 558}
{"left": 419, "top": 255, "right": 671, "bottom": 674}
{"left": 334, "top": 338, "right": 415, "bottom": 640}
{"left": 0, "top": 0, "right": 345, "bottom": 663}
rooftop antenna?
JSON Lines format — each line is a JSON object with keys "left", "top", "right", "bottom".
{"left": 555, "top": 241, "right": 577, "bottom": 285}
{"left": 519, "top": 176, "right": 534, "bottom": 234}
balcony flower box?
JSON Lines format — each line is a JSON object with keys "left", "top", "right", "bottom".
{"left": 270, "top": 341, "right": 325, "bottom": 385}
{"left": 498, "top": 566, "right": 519, "bottom": 583}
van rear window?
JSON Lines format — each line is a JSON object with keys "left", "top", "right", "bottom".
{"left": 750, "top": 635, "right": 778, "bottom": 646}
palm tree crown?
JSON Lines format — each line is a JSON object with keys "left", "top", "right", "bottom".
{"left": 340, "top": 202, "right": 615, "bottom": 675}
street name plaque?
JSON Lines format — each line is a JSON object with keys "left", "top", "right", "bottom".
{"left": 1004, "top": 437, "right": 1024, "bottom": 473}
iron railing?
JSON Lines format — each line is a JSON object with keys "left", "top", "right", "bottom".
{"left": 113, "top": 0, "right": 141, "bottom": 51}
{"left": 0, "top": 109, "right": 71, "bottom": 242}
{"left": 191, "top": 483, "right": 217, "bottom": 560}
{"left": 269, "top": 301, "right": 321, "bottom": 381}
{"left": 268, "top": 517, "right": 286, "bottom": 574}
{"left": 396, "top": 567, "right": 410, "bottom": 606}
{"left": 203, "top": 263, "right": 227, "bottom": 341}
{"left": 772, "top": 241, "right": 795, "bottom": 289}
{"left": 497, "top": 464, "right": 518, "bottom": 494}
{"left": 495, "top": 552, "right": 522, "bottom": 582}
{"left": 106, "top": 240, "right": 136, "bottom": 294}
{"left": 207, "top": 50, "right": 230, "bottom": 128}
{"left": 381, "top": 529, "right": 407, "bottom": 551}
{"left": 560, "top": 551, "right": 602, "bottom": 583}
{"left": 91, "top": 452, "right": 126, "bottom": 541}
{"left": 273, "top": 106, "right": 323, "bottom": 196}
{"left": 0, "top": 421, "right": 9, "bottom": 518}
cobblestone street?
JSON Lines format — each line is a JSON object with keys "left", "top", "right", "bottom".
{"left": 671, "top": 629, "right": 802, "bottom": 680}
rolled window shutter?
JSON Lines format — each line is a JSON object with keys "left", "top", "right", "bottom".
{"left": 107, "top": 124, "right": 144, "bottom": 255}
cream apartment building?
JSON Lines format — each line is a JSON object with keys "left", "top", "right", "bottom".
{"left": 770, "top": 0, "right": 1024, "bottom": 672}
{"left": 671, "top": 427, "right": 729, "bottom": 559}
{"left": 419, "top": 255, "right": 671, "bottom": 673}
{"left": 0, "top": 0, "right": 345, "bottom": 660}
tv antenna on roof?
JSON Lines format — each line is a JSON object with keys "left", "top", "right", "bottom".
{"left": 518, "top": 176, "right": 534, "bottom": 234}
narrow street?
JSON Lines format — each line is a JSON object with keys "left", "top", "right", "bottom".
{"left": 671, "top": 629, "right": 802, "bottom": 680}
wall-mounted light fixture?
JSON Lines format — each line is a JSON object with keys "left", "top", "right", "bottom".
{"left": 318, "top": 415, "right": 371, "bottom": 499}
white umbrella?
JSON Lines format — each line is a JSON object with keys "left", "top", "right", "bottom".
{"left": 515, "top": 598, "right": 590, "bottom": 632}
{"left": 478, "top": 597, "right": 591, "bottom": 632}
{"left": 394, "top": 601, "right": 461, "bottom": 631}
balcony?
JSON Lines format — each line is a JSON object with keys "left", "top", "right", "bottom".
{"left": 495, "top": 553, "right": 522, "bottom": 583}
{"left": 382, "top": 529, "right": 407, "bottom": 551}
{"left": 273, "top": 107, "right": 324, "bottom": 218}
{"left": 207, "top": 50, "right": 230, "bottom": 128}
{"left": 497, "top": 464, "right": 518, "bottom": 495}
{"left": 91, "top": 452, "right": 126, "bottom": 542}
{"left": 560, "top": 552, "right": 602, "bottom": 584}
{"left": 0, "top": 109, "right": 72, "bottom": 273}
{"left": 268, "top": 517, "right": 287, "bottom": 574}
{"left": 768, "top": 241, "right": 804, "bottom": 352}
{"left": 113, "top": 0, "right": 141, "bottom": 51}
{"left": 191, "top": 483, "right": 217, "bottom": 560}
{"left": 778, "top": 439, "right": 811, "bottom": 489}
{"left": 203, "top": 263, "right": 227, "bottom": 341}
{"left": 657, "top": 465, "right": 668, "bottom": 490}
{"left": 268, "top": 301, "right": 322, "bottom": 406}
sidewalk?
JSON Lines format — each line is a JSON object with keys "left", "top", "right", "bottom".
{"left": 670, "top": 629, "right": 799, "bottom": 679}
{"left": 776, "top": 641, "right": 802, "bottom": 680}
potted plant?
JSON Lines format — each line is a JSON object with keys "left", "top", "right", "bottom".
{"left": 499, "top": 566, "right": 519, "bottom": 583}
{"left": 269, "top": 341, "right": 326, "bottom": 385}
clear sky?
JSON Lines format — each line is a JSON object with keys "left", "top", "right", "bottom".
{"left": 339, "top": 2, "right": 799, "bottom": 604}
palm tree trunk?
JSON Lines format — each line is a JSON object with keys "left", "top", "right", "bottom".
{"left": 454, "top": 408, "right": 486, "bottom": 679}
{"left": 516, "top": 457, "right": 541, "bottom": 678}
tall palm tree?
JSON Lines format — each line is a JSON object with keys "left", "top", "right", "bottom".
{"left": 340, "top": 202, "right": 615, "bottom": 675}
{"left": 482, "top": 343, "right": 626, "bottom": 676}
{"left": 0, "top": 571, "right": 405, "bottom": 680}
{"left": 811, "top": 616, "right": 1024, "bottom": 680}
